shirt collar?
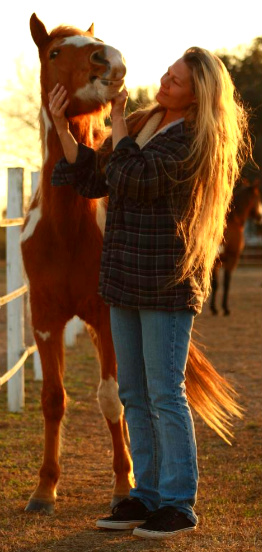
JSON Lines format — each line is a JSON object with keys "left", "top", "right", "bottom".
{"left": 159, "top": 117, "right": 185, "bottom": 134}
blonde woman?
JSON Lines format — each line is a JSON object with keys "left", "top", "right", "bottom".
{"left": 49, "top": 47, "right": 250, "bottom": 540}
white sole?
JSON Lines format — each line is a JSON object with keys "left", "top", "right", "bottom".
{"left": 133, "top": 525, "right": 196, "bottom": 539}
{"left": 96, "top": 519, "right": 146, "bottom": 530}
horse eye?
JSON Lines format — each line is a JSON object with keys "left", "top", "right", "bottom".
{"left": 50, "top": 50, "right": 60, "bottom": 60}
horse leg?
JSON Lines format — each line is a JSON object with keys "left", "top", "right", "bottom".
{"left": 88, "top": 310, "right": 134, "bottom": 507}
{"left": 222, "top": 269, "right": 232, "bottom": 316}
{"left": 210, "top": 265, "right": 219, "bottom": 314}
{"left": 25, "top": 323, "right": 66, "bottom": 513}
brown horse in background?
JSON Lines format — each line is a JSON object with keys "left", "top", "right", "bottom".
{"left": 21, "top": 13, "right": 242, "bottom": 515}
{"left": 210, "top": 177, "right": 262, "bottom": 315}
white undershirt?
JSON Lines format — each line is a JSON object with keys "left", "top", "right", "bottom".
{"left": 135, "top": 113, "right": 185, "bottom": 149}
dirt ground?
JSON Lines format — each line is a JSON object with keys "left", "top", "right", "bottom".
{"left": 0, "top": 264, "right": 261, "bottom": 552}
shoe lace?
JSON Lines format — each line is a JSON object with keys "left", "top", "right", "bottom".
{"left": 112, "top": 497, "right": 139, "bottom": 515}
{"left": 147, "top": 506, "right": 182, "bottom": 523}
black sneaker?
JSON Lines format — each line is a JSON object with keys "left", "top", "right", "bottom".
{"left": 133, "top": 506, "right": 196, "bottom": 539}
{"left": 96, "top": 497, "right": 150, "bottom": 530}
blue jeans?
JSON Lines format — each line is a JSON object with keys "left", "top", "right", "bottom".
{"left": 110, "top": 306, "right": 198, "bottom": 525}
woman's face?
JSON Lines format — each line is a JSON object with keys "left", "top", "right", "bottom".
{"left": 156, "top": 58, "right": 195, "bottom": 114}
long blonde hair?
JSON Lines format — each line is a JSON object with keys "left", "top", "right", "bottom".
{"left": 176, "top": 47, "right": 251, "bottom": 299}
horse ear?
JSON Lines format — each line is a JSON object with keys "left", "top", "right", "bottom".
{"left": 87, "top": 23, "right": 95, "bottom": 36}
{"left": 30, "top": 13, "right": 49, "bottom": 49}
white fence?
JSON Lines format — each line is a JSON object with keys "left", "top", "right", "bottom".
{"left": 0, "top": 168, "right": 84, "bottom": 412}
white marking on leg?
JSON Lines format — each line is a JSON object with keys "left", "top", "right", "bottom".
{"left": 20, "top": 207, "right": 42, "bottom": 243}
{"left": 35, "top": 329, "right": 51, "bottom": 341}
{"left": 97, "top": 376, "right": 123, "bottom": 424}
{"left": 96, "top": 198, "right": 106, "bottom": 236}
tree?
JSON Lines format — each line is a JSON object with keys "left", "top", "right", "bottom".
{"left": 126, "top": 86, "right": 156, "bottom": 116}
{"left": 1, "top": 40, "right": 262, "bottom": 178}
{"left": 217, "top": 37, "right": 262, "bottom": 178}
{"left": 0, "top": 59, "right": 41, "bottom": 170}
{"left": 0, "top": 61, "right": 155, "bottom": 167}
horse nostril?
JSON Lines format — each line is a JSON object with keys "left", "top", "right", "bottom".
{"left": 90, "top": 76, "right": 98, "bottom": 83}
{"left": 90, "top": 49, "right": 109, "bottom": 69}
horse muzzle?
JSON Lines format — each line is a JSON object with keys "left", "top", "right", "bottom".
{"left": 90, "top": 45, "right": 126, "bottom": 82}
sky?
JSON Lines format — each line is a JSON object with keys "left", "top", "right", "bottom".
{"left": 0, "top": 0, "right": 261, "bottom": 96}
{"left": 0, "top": 0, "right": 261, "bottom": 210}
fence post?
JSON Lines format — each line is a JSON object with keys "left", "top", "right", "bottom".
{"left": 7, "top": 168, "right": 25, "bottom": 411}
{"left": 30, "top": 171, "right": 43, "bottom": 381}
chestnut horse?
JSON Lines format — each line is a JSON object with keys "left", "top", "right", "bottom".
{"left": 21, "top": 13, "right": 242, "bottom": 514}
{"left": 210, "top": 178, "right": 262, "bottom": 315}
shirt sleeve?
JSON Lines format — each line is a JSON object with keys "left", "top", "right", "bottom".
{"left": 51, "top": 143, "right": 109, "bottom": 199}
{"left": 105, "top": 133, "right": 189, "bottom": 203}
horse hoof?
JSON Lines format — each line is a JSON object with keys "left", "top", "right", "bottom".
{"left": 223, "top": 310, "right": 230, "bottom": 316}
{"left": 210, "top": 306, "right": 218, "bottom": 315}
{"left": 110, "top": 494, "right": 130, "bottom": 509}
{"left": 25, "top": 498, "right": 55, "bottom": 514}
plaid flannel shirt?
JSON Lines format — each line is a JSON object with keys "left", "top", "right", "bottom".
{"left": 52, "top": 121, "right": 204, "bottom": 313}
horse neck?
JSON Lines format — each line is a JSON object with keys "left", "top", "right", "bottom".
{"left": 38, "top": 104, "right": 105, "bottom": 217}
{"left": 230, "top": 188, "right": 255, "bottom": 226}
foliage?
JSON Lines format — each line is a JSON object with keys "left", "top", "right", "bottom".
{"left": 217, "top": 37, "right": 262, "bottom": 179}
{"left": 0, "top": 60, "right": 41, "bottom": 170}
{"left": 126, "top": 87, "right": 155, "bottom": 116}
{"left": 0, "top": 39, "right": 262, "bottom": 179}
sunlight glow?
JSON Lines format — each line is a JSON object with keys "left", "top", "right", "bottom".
{"left": 0, "top": 0, "right": 261, "bottom": 197}
{"left": 0, "top": 0, "right": 261, "bottom": 94}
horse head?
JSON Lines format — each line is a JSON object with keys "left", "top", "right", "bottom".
{"left": 229, "top": 177, "right": 262, "bottom": 225}
{"left": 30, "top": 13, "right": 126, "bottom": 117}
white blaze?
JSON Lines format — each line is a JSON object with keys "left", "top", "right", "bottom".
{"left": 61, "top": 36, "right": 99, "bottom": 47}
{"left": 104, "top": 46, "right": 125, "bottom": 80}
{"left": 75, "top": 82, "right": 102, "bottom": 102}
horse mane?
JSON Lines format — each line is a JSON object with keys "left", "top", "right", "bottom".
{"left": 49, "top": 25, "right": 89, "bottom": 39}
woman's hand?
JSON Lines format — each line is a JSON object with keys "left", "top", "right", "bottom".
{"left": 110, "top": 87, "right": 128, "bottom": 121}
{"left": 110, "top": 87, "right": 129, "bottom": 150}
{"left": 48, "top": 83, "right": 70, "bottom": 136}
{"left": 48, "top": 83, "right": 78, "bottom": 163}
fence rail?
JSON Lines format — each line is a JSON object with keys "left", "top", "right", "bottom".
{"left": 0, "top": 345, "right": 37, "bottom": 387}
{"left": 0, "top": 284, "right": 28, "bottom": 307}
{"left": 0, "top": 167, "right": 84, "bottom": 412}
{"left": 0, "top": 218, "right": 25, "bottom": 227}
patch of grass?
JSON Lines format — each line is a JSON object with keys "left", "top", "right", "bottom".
{"left": 0, "top": 267, "right": 261, "bottom": 552}
{"left": 245, "top": 421, "right": 260, "bottom": 430}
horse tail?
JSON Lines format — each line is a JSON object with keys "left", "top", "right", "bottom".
{"left": 186, "top": 340, "right": 243, "bottom": 444}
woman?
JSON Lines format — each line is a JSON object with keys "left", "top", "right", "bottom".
{"left": 49, "top": 47, "right": 250, "bottom": 539}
